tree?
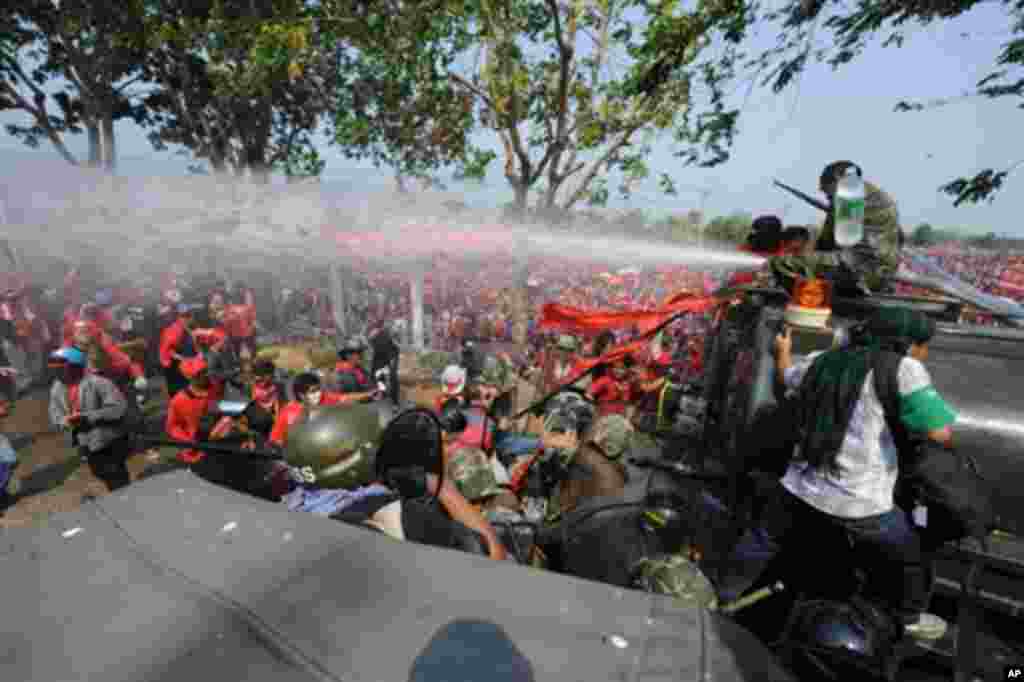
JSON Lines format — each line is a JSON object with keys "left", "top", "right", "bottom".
{"left": 141, "top": 0, "right": 331, "bottom": 182}
{"left": 912, "top": 223, "right": 935, "bottom": 246}
{"left": 741, "top": 0, "right": 1024, "bottom": 205}
{"left": 703, "top": 212, "right": 751, "bottom": 244}
{"left": 321, "top": 0, "right": 750, "bottom": 213}
{"left": 0, "top": 1, "right": 150, "bottom": 169}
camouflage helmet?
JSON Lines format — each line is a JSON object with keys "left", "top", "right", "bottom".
{"left": 283, "top": 403, "right": 382, "bottom": 489}
{"left": 447, "top": 447, "right": 504, "bottom": 502}
{"left": 555, "top": 334, "right": 579, "bottom": 352}
{"left": 477, "top": 354, "right": 512, "bottom": 388}
{"left": 589, "top": 414, "right": 634, "bottom": 460}
{"left": 632, "top": 555, "right": 718, "bottom": 610}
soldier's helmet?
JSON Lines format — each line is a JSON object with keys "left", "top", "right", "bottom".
{"left": 477, "top": 355, "right": 511, "bottom": 389}
{"left": 283, "top": 403, "right": 383, "bottom": 489}
{"left": 555, "top": 334, "right": 579, "bottom": 353}
{"left": 632, "top": 554, "right": 718, "bottom": 610}
{"left": 447, "top": 447, "right": 504, "bottom": 502}
{"left": 589, "top": 414, "right": 635, "bottom": 460}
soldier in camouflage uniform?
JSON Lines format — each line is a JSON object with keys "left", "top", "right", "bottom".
{"left": 770, "top": 161, "right": 903, "bottom": 293}
{"left": 588, "top": 413, "right": 634, "bottom": 462}
{"left": 447, "top": 447, "right": 521, "bottom": 513}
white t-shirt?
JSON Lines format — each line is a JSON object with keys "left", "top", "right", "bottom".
{"left": 780, "top": 351, "right": 936, "bottom": 519}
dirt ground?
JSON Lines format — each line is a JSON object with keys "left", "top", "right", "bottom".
{"left": 0, "top": 343, "right": 545, "bottom": 530}
{"left": 0, "top": 387, "right": 164, "bottom": 528}
{"left": 0, "top": 379, "right": 528, "bottom": 529}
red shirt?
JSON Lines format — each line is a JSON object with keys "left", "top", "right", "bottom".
{"left": 221, "top": 293, "right": 256, "bottom": 339}
{"left": 268, "top": 392, "right": 357, "bottom": 445}
{"left": 159, "top": 318, "right": 191, "bottom": 368}
{"left": 166, "top": 387, "right": 216, "bottom": 464}
{"left": 96, "top": 330, "right": 144, "bottom": 379}
{"left": 588, "top": 376, "right": 634, "bottom": 416}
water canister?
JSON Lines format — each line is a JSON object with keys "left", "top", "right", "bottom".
{"left": 833, "top": 166, "right": 865, "bottom": 247}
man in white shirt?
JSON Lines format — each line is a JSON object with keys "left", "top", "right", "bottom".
{"left": 720, "top": 307, "right": 957, "bottom": 642}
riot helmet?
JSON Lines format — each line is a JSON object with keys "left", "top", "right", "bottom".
{"left": 283, "top": 403, "right": 383, "bottom": 490}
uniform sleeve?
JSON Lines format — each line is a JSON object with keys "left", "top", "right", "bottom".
{"left": 897, "top": 357, "right": 957, "bottom": 432}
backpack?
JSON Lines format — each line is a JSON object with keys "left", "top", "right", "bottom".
{"left": 871, "top": 351, "right": 995, "bottom": 544}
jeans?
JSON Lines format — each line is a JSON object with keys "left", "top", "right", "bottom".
{"left": 721, "top": 487, "right": 928, "bottom": 624}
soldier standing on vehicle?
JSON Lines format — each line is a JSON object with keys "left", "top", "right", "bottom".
{"left": 770, "top": 161, "right": 902, "bottom": 293}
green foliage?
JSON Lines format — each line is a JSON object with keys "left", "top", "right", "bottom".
{"left": 739, "top": 0, "right": 1024, "bottom": 204}
{"left": 911, "top": 223, "right": 935, "bottom": 246}
{"left": 703, "top": 212, "right": 752, "bottom": 243}
{"left": 0, "top": 0, "right": 150, "bottom": 167}
{"left": 141, "top": 0, "right": 331, "bottom": 179}
{"left": 319, "top": 0, "right": 750, "bottom": 210}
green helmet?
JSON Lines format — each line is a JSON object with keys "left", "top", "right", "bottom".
{"left": 555, "top": 334, "right": 579, "bottom": 352}
{"left": 590, "top": 414, "right": 634, "bottom": 460}
{"left": 447, "top": 447, "right": 504, "bottom": 502}
{"left": 478, "top": 354, "right": 512, "bottom": 388}
{"left": 632, "top": 555, "right": 718, "bottom": 610}
{"left": 283, "top": 403, "right": 382, "bottom": 489}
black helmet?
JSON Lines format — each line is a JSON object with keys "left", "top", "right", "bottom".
{"left": 787, "top": 598, "right": 897, "bottom": 680}
{"left": 376, "top": 408, "right": 445, "bottom": 482}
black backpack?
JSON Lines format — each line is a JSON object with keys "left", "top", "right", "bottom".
{"left": 871, "top": 351, "right": 995, "bottom": 544}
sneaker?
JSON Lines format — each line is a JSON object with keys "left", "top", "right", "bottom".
{"left": 903, "top": 613, "right": 948, "bottom": 641}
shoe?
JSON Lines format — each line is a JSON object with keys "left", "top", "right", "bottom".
{"left": 903, "top": 613, "right": 948, "bottom": 641}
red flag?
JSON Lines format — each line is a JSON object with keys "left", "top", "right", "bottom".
{"left": 538, "top": 296, "right": 716, "bottom": 335}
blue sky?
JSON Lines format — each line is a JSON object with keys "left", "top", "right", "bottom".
{"left": 2, "top": 2, "right": 1021, "bottom": 235}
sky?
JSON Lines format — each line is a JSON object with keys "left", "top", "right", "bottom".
{"left": 1, "top": 2, "right": 1021, "bottom": 236}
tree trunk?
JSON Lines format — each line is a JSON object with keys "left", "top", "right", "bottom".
{"left": 101, "top": 112, "right": 116, "bottom": 171}
{"left": 328, "top": 264, "right": 347, "bottom": 338}
{"left": 409, "top": 269, "right": 425, "bottom": 351}
{"left": 87, "top": 122, "right": 102, "bottom": 167}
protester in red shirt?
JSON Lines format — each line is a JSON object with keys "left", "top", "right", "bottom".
{"left": 164, "top": 356, "right": 216, "bottom": 465}
{"left": 159, "top": 306, "right": 198, "bottom": 398}
{"left": 269, "top": 372, "right": 369, "bottom": 447}
{"left": 587, "top": 356, "right": 637, "bottom": 417}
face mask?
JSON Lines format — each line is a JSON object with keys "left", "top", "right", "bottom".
{"left": 304, "top": 390, "right": 322, "bottom": 406}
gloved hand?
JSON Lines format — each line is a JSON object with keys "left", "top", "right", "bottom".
{"left": 134, "top": 376, "right": 148, "bottom": 392}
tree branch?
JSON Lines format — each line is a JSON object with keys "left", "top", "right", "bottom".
{"left": 561, "top": 124, "right": 642, "bottom": 210}
{"left": 0, "top": 63, "right": 80, "bottom": 165}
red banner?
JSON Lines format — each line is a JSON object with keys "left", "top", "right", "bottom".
{"left": 538, "top": 294, "right": 716, "bottom": 334}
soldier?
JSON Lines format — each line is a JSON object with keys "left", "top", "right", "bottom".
{"left": 447, "top": 447, "right": 521, "bottom": 516}
{"left": 284, "top": 405, "right": 507, "bottom": 560}
{"left": 770, "top": 161, "right": 902, "bottom": 294}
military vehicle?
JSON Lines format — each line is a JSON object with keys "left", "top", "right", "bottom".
{"left": 668, "top": 263, "right": 1024, "bottom": 681}
{"left": 0, "top": 470, "right": 794, "bottom": 682}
